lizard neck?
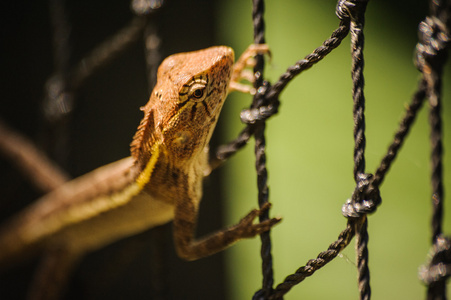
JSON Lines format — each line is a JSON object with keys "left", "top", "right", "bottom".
{"left": 137, "top": 144, "right": 207, "bottom": 206}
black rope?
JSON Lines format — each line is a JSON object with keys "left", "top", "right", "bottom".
{"left": 270, "top": 221, "right": 356, "bottom": 299}
{"left": 348, "top": 1, "right": 367, "bottom": 183}
{"left": 264, "top": 16, "right": 350, "bottom": 106}
{"left": 43, "top": 2, "right": 162, "bottom": 122}
{"left": 339, "top": 1, "right": 372, "bottom": 299}
{"left": 70, "top": 16, "right": 149, "bottom": 90}
{"left": 342, "top": 174, "right": 381, "bottom": 218}
{"left": 414, "top": 0, "right": 451, "bottom": 299}
{"left": 416, "top": 8, "right": 449, "bottom": 246}
{"left": 419, "top": 235, "right": 451, "bottom": 286}
{"left": 215, "top": 1, "right": 450, "bottom": 298}
{"left": 250, "top": 1, "right": 275, "bottom": 299}
{"left": 241, "top": 1, "right": 450, "bottom": 299}
{"left": 372, "top": 79, "right": 427, "bottom": 188}
{"left": 4, "top": 0, "right": 451, "bottom": 299}
{"left": 43, "top": 0, "right": 74, "bottom": 124}
{"left": 213, "top": 11, "right": 351, "bottom": 167}
{"left": 142, "top": 20, "right": 162, "bottom": 93}
{"left": 355, "top": 217, "right": 370, "bottom": 300}
{"left": 249, "top": 2, "right": 361, "bottom": 298}
{"left": 38, "top": 0, "right": 75, "bottom": 170}
{"left": 38, "top": 0, "right": 162, "bottom": 170}
{"left": 131, "top": 0, "right": 165, "bottom": 90}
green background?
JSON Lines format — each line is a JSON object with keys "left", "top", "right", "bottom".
{"left": 216, "top": 1, "right": 451, "bottom": 299}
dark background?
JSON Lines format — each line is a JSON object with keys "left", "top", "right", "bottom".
{"left": 0, "top": 1, "right": 227, "bottom": 299}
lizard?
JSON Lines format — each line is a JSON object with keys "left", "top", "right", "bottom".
{"left": 0, "top": 45, "right": 280, "bottom": 299}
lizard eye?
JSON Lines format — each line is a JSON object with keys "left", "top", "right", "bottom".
{"left": 192, "top": 87, "right": 204, "bottom": 99}
{"left": 188, "top": 84, "right": 206, "bottom": 102}
{"left": 179, "top": 75, "right": 208, "bottom": 103}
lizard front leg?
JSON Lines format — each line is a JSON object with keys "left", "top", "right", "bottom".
{"left": 229, "top": 44, "right": 270, "bottom": 95}
{"left": 173, "top": 197, "right": 280, "bottom": 261}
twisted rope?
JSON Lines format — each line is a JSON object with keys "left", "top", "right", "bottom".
{"left": 270, "top": 222, "right": 356, "bottom": 299}
{"left": 414, "top": 1, "right": 451, "bottom": 299}
{"left": 340, "top": 2, "right": 372, "bottom": 299}
{"left": 250, "top": 1, "right": 275, "bottom": 299}
{"left": 419, "top": 235, "right": 451, "bottom": 286}
{"left": 70, "top": 16, "right": 149, "bottom": 90}
{"left": 213, "top": 13, "right": 351, "bottom": 167}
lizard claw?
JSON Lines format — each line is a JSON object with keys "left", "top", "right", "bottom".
{"left": 237, "top": 202, "right": 281, "bottom": 238}
{"left": 229, "top": 44, "right": 271, "bottom": 95}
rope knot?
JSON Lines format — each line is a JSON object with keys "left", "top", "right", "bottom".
{"left": 415, "top": 16, "right": 450, "bottom": 72}
{"left": 131, "top": 0, "right": 164, "bottom": 15}
{"left": 240, "top": 81, "right": 280, "bottom": 124}
{"left": 342, "top": 173, "right": 381, "bottom": 218}
{"left": 335, "top": 0, "right": 369, "bottom": 21}
{"left": 43, "top": 74, "right": 74, "bottom": 123}
{"left": 419, "top": 235, "right": 451, "bottom": 284}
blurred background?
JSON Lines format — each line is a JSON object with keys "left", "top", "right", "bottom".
{"left": 0, "top": 0, "right": 450, "bottom": 299}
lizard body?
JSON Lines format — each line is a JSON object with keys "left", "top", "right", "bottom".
{"left": 0, "top": 45, "right": 279, "bottom": 298}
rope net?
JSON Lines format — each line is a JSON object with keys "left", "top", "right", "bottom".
{"left": 0, "top": 0, "right": 450, "bottom": 299}
{"left": 218, "top": 0, "right": 451, "bottom": 299}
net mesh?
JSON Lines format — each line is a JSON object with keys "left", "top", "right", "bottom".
{"left": 0, "top": 0, "right": 450, "bottom": 299}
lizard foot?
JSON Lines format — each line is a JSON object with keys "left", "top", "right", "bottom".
{"left": 230, "top": 44, "right": 271, "bottom": 95}
{"left": 237, "top": 202, "right": 281, "bottom": 238}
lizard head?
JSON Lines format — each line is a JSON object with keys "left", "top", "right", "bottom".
{"left": 131, "top": 46, "right": 234, "bottom": 167}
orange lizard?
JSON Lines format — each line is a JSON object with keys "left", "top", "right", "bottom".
{"left": 0, "top": 45, "right": 280, "bottom": 299}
